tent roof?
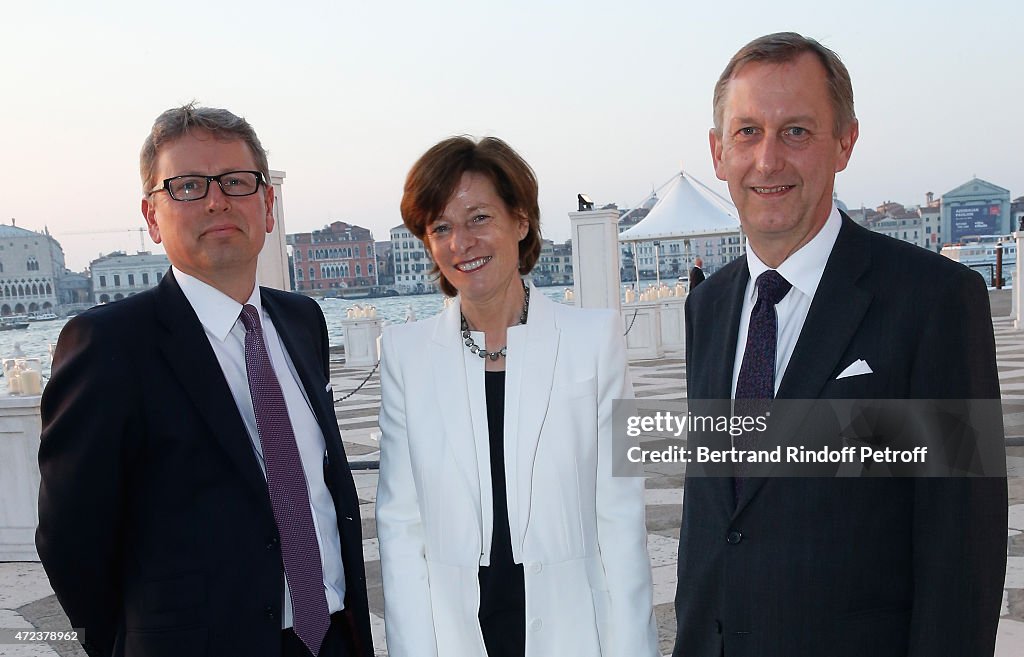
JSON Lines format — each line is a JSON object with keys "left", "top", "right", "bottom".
{"left": 618, "top": 172, "right": 740, "bottom": 242}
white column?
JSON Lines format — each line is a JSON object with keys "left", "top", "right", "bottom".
{"left": 0, "top": 395, "right": 42, "bottom": 561}
{"left": 258, "top": 169, "right": 291, "bottom": 291}
{"left": 622, "top": 301, "right": 663, "bottom": 360}
{"left": 569, "top": 209, "right": 622, "bottom": 312}
{"left": 342, "top": 318, "right": 383, "bottom": 367}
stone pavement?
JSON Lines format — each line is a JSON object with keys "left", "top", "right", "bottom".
{"left": 3, "top": 290, "right": 1023, "bottom": 656}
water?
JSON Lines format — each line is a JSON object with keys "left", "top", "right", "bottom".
{"left": 17, "top": 280, "right": 681, "bottom": 379}
{"left": 16, "top": 284, "right": 605, "bottom": 378}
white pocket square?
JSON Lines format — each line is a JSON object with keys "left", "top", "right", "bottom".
{"left": 836, "top": 359, "right": 873, "bottom": 380}
{"left": 325, "top": 383, "right": 333, "bottom": 392}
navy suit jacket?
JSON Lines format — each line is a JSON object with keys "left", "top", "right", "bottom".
{"left": 37, "top": 272, "right": 372, "bottom": 657}
{"left": 673, "top": 215, "right": 1007, "bottom": 657}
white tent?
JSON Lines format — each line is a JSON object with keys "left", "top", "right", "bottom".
{"left": 619, "top": 171, "right": 740, "bottom": 243}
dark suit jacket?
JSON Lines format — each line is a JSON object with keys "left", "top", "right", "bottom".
{"left": 673, "top": 215, "right": 1007, "bottom": 657}
{"left": 36, "top": 272, "right": 372, "bottom": 657}
{"left": 689, "top": 265, "right": 706, "bottom": 290}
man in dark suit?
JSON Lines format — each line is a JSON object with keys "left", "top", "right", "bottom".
{"left": 688, "top": 257, "right": 706, "bottom": 290}
{"left": 37, "top": 105, "right": 372, "bottom": 657}
{"left": 673, "top": 33, "right": 1007, "bottom": 657}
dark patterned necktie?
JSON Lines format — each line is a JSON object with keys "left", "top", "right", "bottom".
{"left": 733, "top": 271, "right": 792, "bottom": 497}
{"left": 240, "top": 304, "right": 330, "bottom": 656}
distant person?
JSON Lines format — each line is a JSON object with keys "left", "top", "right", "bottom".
{"left": 376, "top": 136, "right": 657, "bottom": 657}
{"left": 688, "top": 257, "right": 706, "bottom": 290}
{"left": 674, "top": 33, "right": 1006, "bottom": 656}
{"left": 37, "top": 104, "right": 372, "bottom": 657}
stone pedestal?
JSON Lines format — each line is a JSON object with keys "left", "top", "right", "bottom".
{"left": 0, "top": 395, "right": 42, "bottom": 561}
{"left": 622, "top": 302, "right": 663, "bottom": 360}
{"left": 569, "top": 209, "right": 622, "bottom": 312}
{"left": 1015, "top": 231, "right": 1023, "bottom": 328}
{"left": 342, "top": 318, "right": 383, "bottom": 367}
{"left": 658, "top": 296, "right": 686, "bottom": 352}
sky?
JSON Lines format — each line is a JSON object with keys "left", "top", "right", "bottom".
{"left": 2, "top": 0, "right": 1020, "bottom": 271}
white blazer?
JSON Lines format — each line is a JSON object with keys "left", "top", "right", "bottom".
{"left": 376, "top": 284, "right": 657, "bottom": 657}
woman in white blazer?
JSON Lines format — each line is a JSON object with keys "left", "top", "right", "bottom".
{"left": 376, "top": 136, "right": 657, "bottom": 657}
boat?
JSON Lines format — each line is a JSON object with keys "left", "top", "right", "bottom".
{"left": 28, "top": 312, "right": 59, "bottom": 322}
{"left": 940, "top": 235, "right": 1016, "bottom": 288}
{"left": 0, "top": 319, "right": 29, "bottom": 330}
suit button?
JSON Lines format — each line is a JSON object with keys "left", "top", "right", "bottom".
{"left": 715, "top": 619, "right": 723, "bottom": 634}
{"left": 726, "top": 530, "right": 743, "bottom": 545}
{"left": 265, "top": 605, "right": 276, "bottom": 619}
{"left": 529, "top": 619, "right": 543, "bottom": 632}
{"left": 528, "top": 562, "right": 542, "bottom": 574}
{"left": 266, "top": 536, "right": 279, "bottom": 550}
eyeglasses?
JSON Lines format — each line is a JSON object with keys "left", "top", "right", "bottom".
{"left": 149, "top": 170, "right": 264, "bottom": 202}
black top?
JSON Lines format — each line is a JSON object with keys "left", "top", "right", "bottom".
{"left": 477, "top": 370, "right": 526, "bottom": 657}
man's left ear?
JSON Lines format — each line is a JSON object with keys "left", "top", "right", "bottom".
{"left": 835, "top": 119, "right": 859, "bottom": 173}
{"left": 264, "top": 184, "right": 276, "bottom": 234}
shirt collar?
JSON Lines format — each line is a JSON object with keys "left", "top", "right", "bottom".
{"left": 744, "top": 204, "right": 841, "bottom": 301}
{"left": 172, "top": 267, "right": 261, "bottom": 341}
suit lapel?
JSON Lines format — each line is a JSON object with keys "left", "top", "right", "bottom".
{"left": 704, "top": 266, "right": 745, "bottom": 511}
{"left": 261, "top": 291, "right": 341, "bottom": 452}
{"left": 707, "top": 263, "right": 748, "bottom": 399}
{"left": 776, "top": 215, "right": 873, "bottom": 400}
{"left": 430, "top": 298, "right": 486, "bottom": 530}
{"left": 505, "top": 285, "right": 559, "bottom": 547}
{"left": 154, "top": 272, "right": 271, "bottom": 505}
{"left": 734, "top": 215, "right": 874, "bottom": 514}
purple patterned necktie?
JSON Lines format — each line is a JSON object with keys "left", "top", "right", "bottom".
{"left": 733, "top": 271, "right": 792, "bottom": 496}
{"left": 240, "top": 304, "right": 330, "bottom": 656}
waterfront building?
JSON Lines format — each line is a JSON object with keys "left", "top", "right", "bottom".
{"left": 389, "top": 225, "right": 437, "bottom": 294}
{"left": 57, "top": 271, "right": 91, "bottom": 307}
{"left": 289, "top": 221, "right": 378, "bottom": 292}
{"left": 534, "top": 239, "right": 574, "bottom": 285}
{"left": 375, "top": 240, "right": 395, "bottom": 286}
{"left": 942, "top": 177, "right": 1011, "bottom": 244}
{"left": 90, "top": 252, "right": 170, "bottom": 303}
{"left": 848, "top": 195, "right": 943, "bottom": 253}
{"left": 0, "top": 222, "right": 66, "bottom": 316}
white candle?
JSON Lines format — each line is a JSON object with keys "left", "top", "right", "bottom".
{"left": 20, "top": 369, "right": 41, "bottom": 395}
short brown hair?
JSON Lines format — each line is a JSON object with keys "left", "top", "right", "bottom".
{"left": 713, "top": 32, "right": 855, "bottom": 137}
{"left": 140, "top": 102, "right": 270, "bottom": 193}
{"left": 400, "top": 136, "right": 542, "bottom": 297}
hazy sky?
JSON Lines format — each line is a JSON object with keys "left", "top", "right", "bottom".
{"left": 2, "top": 0, "right": 1020, "bottom": 271}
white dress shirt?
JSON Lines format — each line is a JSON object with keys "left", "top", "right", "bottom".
{"left": 173, "top": 268, "right": 346, "bottom": 627}
{"left": 730, "top": 205, "right": 842, "bottom": 397}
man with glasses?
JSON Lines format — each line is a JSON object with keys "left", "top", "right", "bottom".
{"left": 36, "top": 104, "right": 372, "bottom": 657}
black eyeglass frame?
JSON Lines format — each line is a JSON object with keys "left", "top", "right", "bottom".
{"left": 148, "top": 170, "right": 266, "bottom": 202}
